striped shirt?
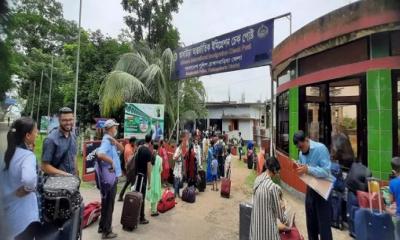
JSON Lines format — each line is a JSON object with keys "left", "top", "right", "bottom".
{"left": 250, "top": 173, "right": 287, "bottom": 240}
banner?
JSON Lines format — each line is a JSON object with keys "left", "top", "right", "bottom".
{"left": 40, "top": 116, "right": 49, "bottom": 133}
{"left": 174, "top": 18, "right": 274, "bottom": 79}
{"left": 124, "top": 103, "right": 165, "bottom": 140}
{"left": 40, "top": 115, "right": 59, "bottom": 133}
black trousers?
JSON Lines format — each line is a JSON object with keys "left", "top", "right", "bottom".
{"left": 99, "top": 181, "right": 117, "bottom": 234}
{"left": 217, "top": 156, "right": 225, "bottom": 178}
{"left": 119, "top": 179, "right": 133, "bottom": 200}
{"left": 15, "top": 222, "right": 41, "bottom": 240}
{"left": 135, "top": 174, "right": 147, "bottom": 220}
{"left": 305, "top": 187, "right": 333, "bottom": 240}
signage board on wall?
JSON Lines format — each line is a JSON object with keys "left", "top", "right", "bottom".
{"left": 174, "top": 18, "right": 274, "bottom": 79}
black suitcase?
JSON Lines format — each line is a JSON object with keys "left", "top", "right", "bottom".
{"left": 121, "top": 173, "right": 144, "bottom": 231}
{"left": 38, "top": 206, "right": 82, "bottom": 240}
{"left": 197, "top": 170, "right": 206, "bottom": 192}
{"left": 330, "top": 190, "right": 344, "bottom": 230}
{"left": 239, "top": 202, "right": 253, "bottom": 240}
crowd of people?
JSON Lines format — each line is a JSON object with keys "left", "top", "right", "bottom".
{"left": 3, "top": 107, "right": 400, "bottom": 240}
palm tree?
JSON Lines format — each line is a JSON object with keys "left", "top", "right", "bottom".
{"left": 100, "top": 42, "right": 206, "bottom": 132}
{"left": 101, "top": 42, "right": 177, "bottom": 115}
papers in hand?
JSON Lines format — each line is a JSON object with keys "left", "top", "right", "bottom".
{"left": 298, "top": 173, "right": 334, "bottom": 200}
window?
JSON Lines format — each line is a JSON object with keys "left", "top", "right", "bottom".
{"left": 298, "top": 38, "right": 368, "bottom": 76}
{"left": 277, "top": 61, "right": 297, "bottom": 86}
{"left": 299, "top": 77, "right": 366, "bottom": 169}
{"left": 391, "top": 31, "right": 400, "bottom": 56}
{"left": 276, "top": 91, "right": 289, "bottom": 153}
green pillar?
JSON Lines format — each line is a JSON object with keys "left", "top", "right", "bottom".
{"left": 367, "top": 69, "right": 392, "bottom": 179}
{"left": 289, "top": 87, "right": 299, "bottom": 160}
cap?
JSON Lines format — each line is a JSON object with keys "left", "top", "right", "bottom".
{"left": 103, "top": 119, "right": 119, "bottom": 129}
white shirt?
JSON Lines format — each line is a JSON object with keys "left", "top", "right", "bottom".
{"left": 194, "top": 144, "right": 202, "bottom": 167}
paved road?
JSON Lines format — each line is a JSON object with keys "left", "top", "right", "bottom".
{"left": 81, "top": 157, "right": 351, "bottom": 240}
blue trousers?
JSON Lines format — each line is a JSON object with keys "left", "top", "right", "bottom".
{"left": 305, "top": 187, "right": 333, "bottom": 240}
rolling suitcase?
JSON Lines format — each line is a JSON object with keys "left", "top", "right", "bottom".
{"left": 197, "top": 170, "right": 206, "bottom": 192}
{"left": 39, "top": 206, "right": 82, "bottom": 240}
{"left": 239, "top": 202, "right": 253, "bottom": 240}
{"left": 220, "top": 167, "right": 231, "bottom": 198}
{"left": 121, "top": 173, "right": 144, "bottom": 231}
{"left": 354, "top": 178, "right": 395, "bottom": 240}
{"left": 330, "top": 190, "right": 344, "bottom": 230}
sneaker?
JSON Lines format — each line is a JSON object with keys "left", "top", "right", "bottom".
{"left": 102, "top": 232, "right": 118, "bottom": 239}
{"left": 151, "top": 212, "right": 159, "bottom": 217}
{"left": 140, "top": 219, "right": 149, "bottom": 224}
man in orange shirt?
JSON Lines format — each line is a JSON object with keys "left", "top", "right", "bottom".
{"left": 118, "top": 136, "right": 136, "bottom": 201}
{"left": 124, "top": 137, "right": 137, "bottom": 165}
{"left": 257, "top": 148, "right": 266, "bottom": 175}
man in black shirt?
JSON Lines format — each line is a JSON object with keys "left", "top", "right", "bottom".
{"left": 135, "top": 135, "right": 152, "bottom": 224}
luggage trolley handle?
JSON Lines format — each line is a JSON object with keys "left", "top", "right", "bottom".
{"left": 135, "top": 173, "right": 145, "bottom": 193}
{"left": 367, "top": 177, "right": 382, "bottom": 213}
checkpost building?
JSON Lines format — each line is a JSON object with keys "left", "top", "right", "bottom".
{"left": 273, "top": 0, "right": 400, "bottom": 192}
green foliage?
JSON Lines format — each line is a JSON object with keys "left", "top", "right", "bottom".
{"left": 100, "top": 42, "right": 206, "bottom": 134}
{"left": 121, "top": 0, "right": 182, "bottom": 50}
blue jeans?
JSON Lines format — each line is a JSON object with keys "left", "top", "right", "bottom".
{"left": 174, "top": 177, "right": 181, "bottom": 197}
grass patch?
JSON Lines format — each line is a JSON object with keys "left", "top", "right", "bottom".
{"left": 245, "top": 169, "right": 257, "bottom": 190}
{"left": 34, "top": 134, "right": 94, "bottom": 189}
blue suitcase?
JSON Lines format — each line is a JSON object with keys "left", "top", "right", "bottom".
{"left": 354, "top": 208, "right": 394, "bottom": 240}
{"left": 354, "top": 178, "right": 395, "bottom": 240}
{"left": 330, "top": 190, "right": 344, "bottom": 230}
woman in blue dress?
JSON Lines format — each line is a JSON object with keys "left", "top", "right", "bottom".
{"left": 206, "top": 139, "right": 216, "bottom": 183}
{"left": 0, "top": 117, "right": 40, "bottom": 239}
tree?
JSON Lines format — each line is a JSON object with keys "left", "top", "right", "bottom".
{"left": 0, "top": 0, "right": 13, "bottom": 114}
{"left": 63, "top": 30, "right": 132, "bottom": 125}
{"left": 100, "top": 42, "right": 206, "bottom": 132}
{"left": 121, "top": 0, "right": 182, "bottom": 50}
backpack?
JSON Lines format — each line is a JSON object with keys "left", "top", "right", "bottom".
{"left": 157, "top": 188, "right": 177, "bottom": 213}
{"left": 126, "top": 146, "right": 142, "bottom": 184}
{"left": 41, "top": 175, "right": 82, "bottom": 224}
{"left": 82, "top": 201, "right": 101, "bottom": 228}
{"left": 215, "top": 143, "right": 224, "bottom": 157}
{"left": 331, "top": 162, "right": 345, "bottom": 192}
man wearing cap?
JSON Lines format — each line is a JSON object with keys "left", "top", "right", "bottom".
{"left": 42, "top": 107, "right": 78, "bottom": 176}
{"left": 96, "top": 119, "right": 124, "bottom": 239}
{"left": 293, "top": 130, "right": 332, "bottom": 240}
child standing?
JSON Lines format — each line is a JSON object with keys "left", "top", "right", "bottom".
{"left": 224, "top": 148, "right": 232, "bottom": 178}
{"left": 147, "top": 144, "right": 162, "bottom": 217}
{"left": 211, "top": 157, "right": 219, "bottom": 191}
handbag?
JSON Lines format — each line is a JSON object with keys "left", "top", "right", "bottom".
{"left": 95, "top": 160, "right": 117, "bottom": 193}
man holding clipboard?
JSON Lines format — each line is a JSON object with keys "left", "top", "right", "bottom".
{"left": 293, "top": 131, "right": 333, "bottom": 240}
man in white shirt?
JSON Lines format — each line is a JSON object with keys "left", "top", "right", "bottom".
{"left": 194, "top": 138, "right": 202, "bottom": 169}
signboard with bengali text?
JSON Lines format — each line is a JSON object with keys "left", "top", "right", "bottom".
{"left": 174, "top": 18, "right": 274, "bottom": 79}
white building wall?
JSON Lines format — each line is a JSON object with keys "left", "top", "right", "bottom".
{"left": 222, "top": 119, "right": 230, "bottom": 132}
{"left": 238, "top": 120, "right": 253, "bottom": 141}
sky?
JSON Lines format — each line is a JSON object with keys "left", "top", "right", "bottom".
{"left": 60, "top": 0, "right": 354, "bottom": 103}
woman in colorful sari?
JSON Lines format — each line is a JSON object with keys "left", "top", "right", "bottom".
{"left": 147, "top": 143, "right": 162, "bottom": 216}
{"left": 159, "top": 140, "right": 170, "bottom": 187}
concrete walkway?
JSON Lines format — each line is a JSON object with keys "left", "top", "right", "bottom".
{"left": 81, "top": 157, "right": 352, "bottom": 240}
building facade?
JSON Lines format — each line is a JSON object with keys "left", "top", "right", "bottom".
{"left": 273, "top": 0, "right": 400, "bottom": 192}
{"left": 197, "top": 102, "right": 269, "bottom": 141}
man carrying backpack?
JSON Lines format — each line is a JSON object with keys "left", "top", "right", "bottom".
{"left": 215, "top": 135, "right": 225, "bottom": 179}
